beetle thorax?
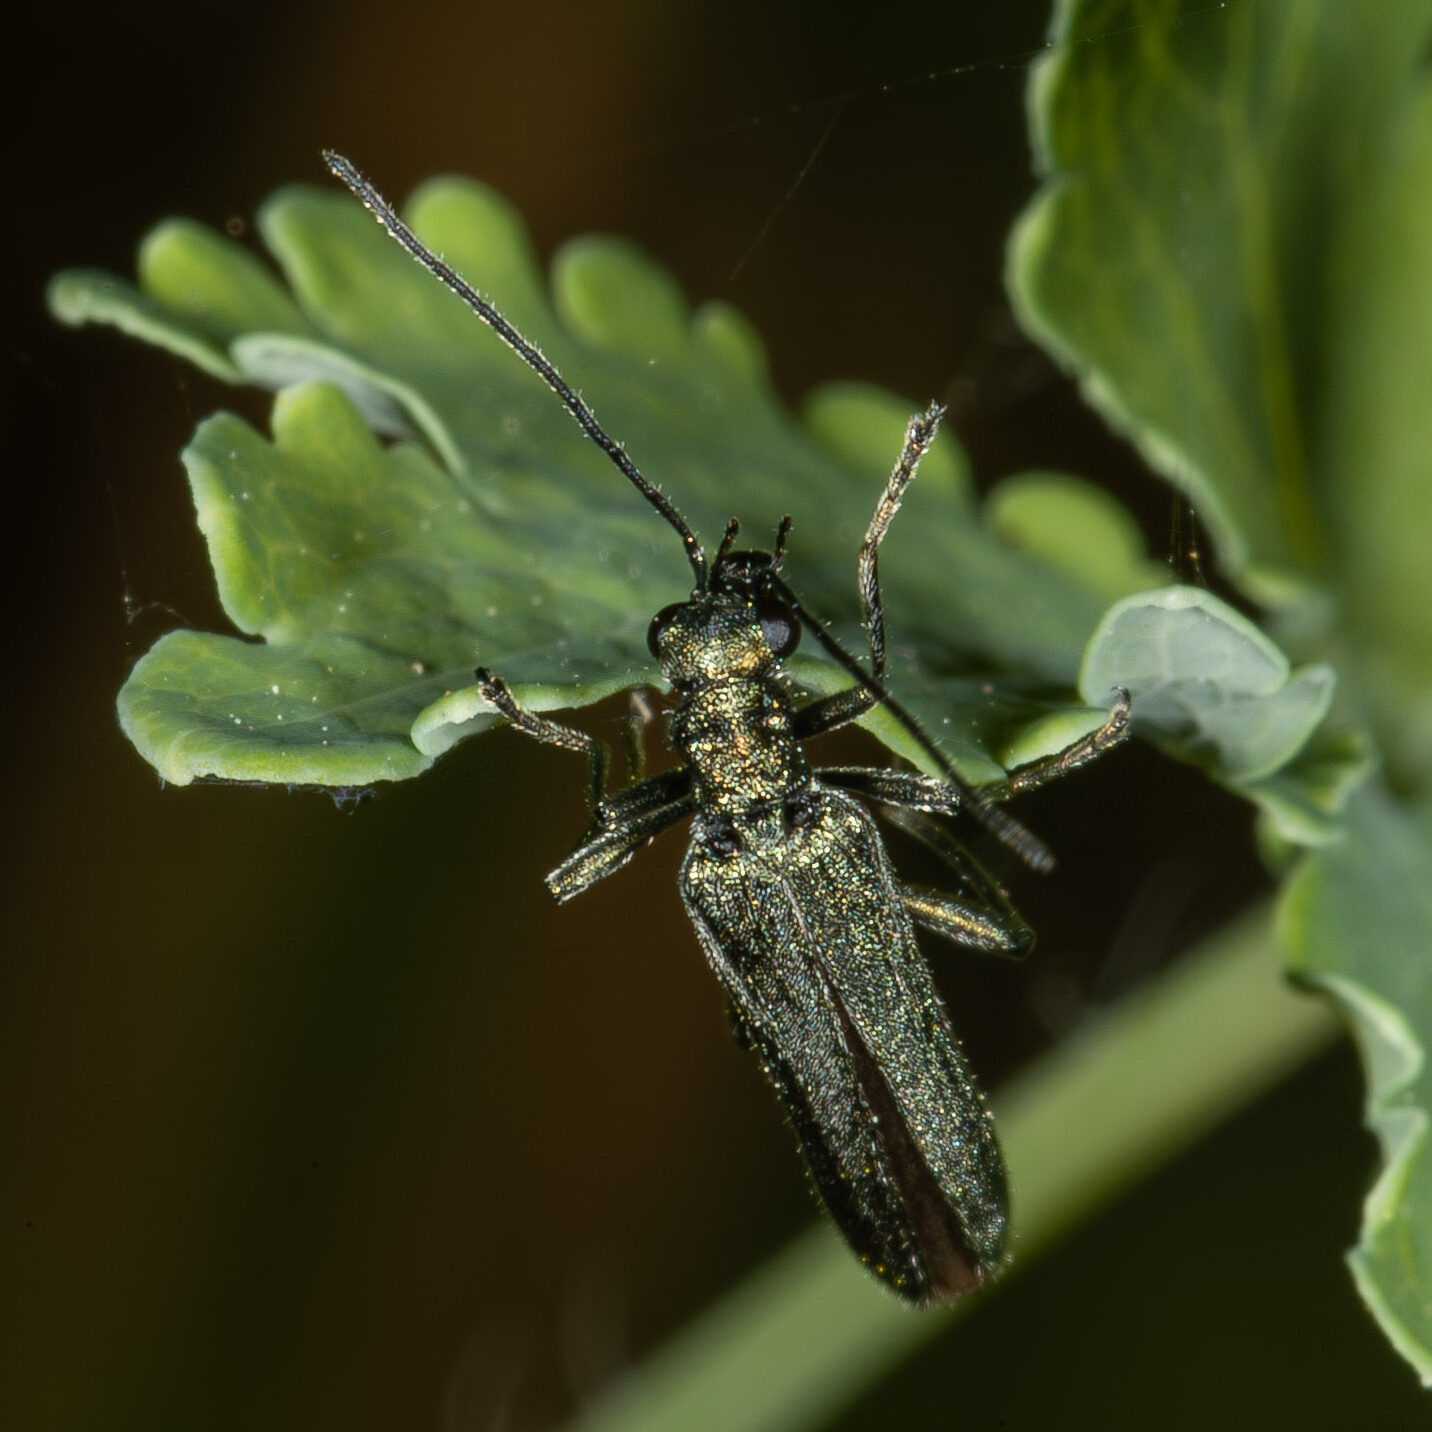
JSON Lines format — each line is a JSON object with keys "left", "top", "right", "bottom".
{"left": 653, "top": 597, "right": 809, "bottom": 812}
{"left": 670, "top": 671, "right": 809, "bottom": 811}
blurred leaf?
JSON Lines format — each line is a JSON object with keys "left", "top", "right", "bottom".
{"left": 1009, "top": 0, "right": 1432, "bottom": 615}
{"left": 984, "top": 471, "right": 1167, "bottom": 603}
{"left": 1319, "top": 75, "right": 1432, "bottom": 781}
{"left": 1014, "top": 0, "right": 1432, "bottom": 1382}
{"left": 1281, "top": 784, "right": 1432, "bottom": 1384}
{"left": 1247, "top": 729, "right": 1378, "bottom": 852}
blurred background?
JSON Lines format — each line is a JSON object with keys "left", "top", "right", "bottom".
{"left": 6, "top": 1, "right": 1422, "bottom": 1427}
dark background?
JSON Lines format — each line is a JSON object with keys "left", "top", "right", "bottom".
{"left": 5, "top": 2, "right": 1421, "bottom": 1428}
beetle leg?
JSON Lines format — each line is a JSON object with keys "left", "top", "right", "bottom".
{"left": 547, "top": 792, "right": 697, "bottom": 902}
{"left": 979, "top": 690, "right": 1132, "bottom": 803}
{"left": 477, "top": 666, "right": 612, "bottom": 816}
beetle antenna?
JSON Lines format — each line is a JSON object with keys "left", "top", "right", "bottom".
{"left": 323, "top": 151, "right": 709, "bottom": 590}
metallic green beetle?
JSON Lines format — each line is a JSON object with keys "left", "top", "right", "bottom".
{"left": 326, "top": 152, "right": 1129, "bottom": 1302}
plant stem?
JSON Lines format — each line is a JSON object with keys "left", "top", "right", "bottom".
{"left": 563, "top": 902, "right": 1340, "bottom": 1432}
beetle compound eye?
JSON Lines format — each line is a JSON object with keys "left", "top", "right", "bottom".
{"left": 757, "top": 595, "right": 799, "bottom": 658}
{"left": 647, "top": 603, "right": 684, "bottom": 659}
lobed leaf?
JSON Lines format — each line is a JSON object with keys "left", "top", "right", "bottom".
{"left": 54, "top": 172, "right": 1182, "bottom": 788}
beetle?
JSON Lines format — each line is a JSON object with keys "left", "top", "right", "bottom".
{"left": 324, "top": 151, "right": 1130, "bottom": 1301}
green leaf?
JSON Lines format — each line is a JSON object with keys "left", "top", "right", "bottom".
{"left": 1281, "top": 784, "right": 1432, "bottom": 1383}
{"left": 1247, "top": 729, "right": 1379, "bottom": 852}
{"left": 1079, "top": 585, "right": 1334, "bottom": 784}
{"left": 1009, "top": 0, "right": 1432, "bottom": 613}
{"left": 1012, "top": 0, "right": 1432, "bottom": 1382}
{"left": 1319, "top": 78, "right": 1432, "bottom": 780}
{"left": 117, "top": 629, "right": 439, "bottom": 787}
{"left": 56, "top": 173, "right": 1171, "bottom": 787}
{"left": 984, "top": 471, "right": 1166, "bottom": 604}
{"left": 47, "top": 219, "right": 319, "bottom": 382}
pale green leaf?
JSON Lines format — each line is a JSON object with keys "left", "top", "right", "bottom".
{"left": 1281, "top": 784, "right": 1432, "bottom": 1383}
